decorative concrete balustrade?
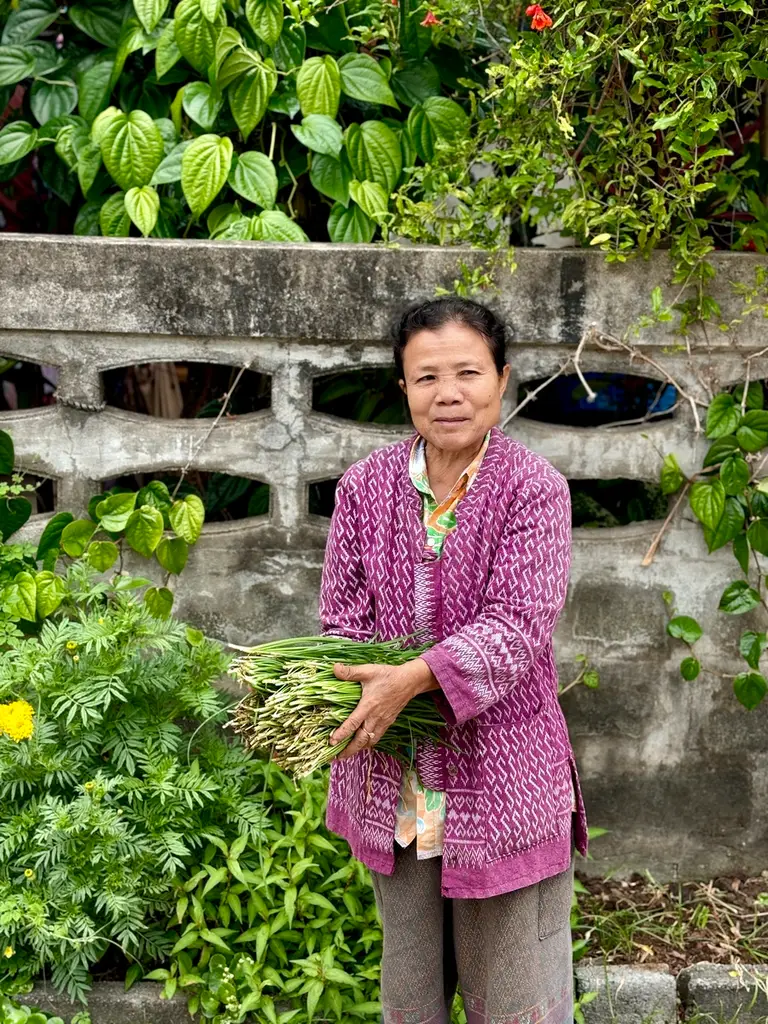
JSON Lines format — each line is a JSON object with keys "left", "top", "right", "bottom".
{"left": 1, "top": 236, "right": 766, "bottom": 880}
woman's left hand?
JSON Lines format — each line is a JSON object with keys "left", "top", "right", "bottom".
{"left": 329, "top": 658, "right": 439, "bottom": 760}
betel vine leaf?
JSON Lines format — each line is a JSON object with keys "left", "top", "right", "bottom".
{"left": 663, "top": 378, "right": 768, "bottom": 709}
{"left": 0, "top": 0, "right": 475, "bottom": 240}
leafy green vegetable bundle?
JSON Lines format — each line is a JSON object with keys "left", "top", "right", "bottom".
{"left": 227, "top": 635, "right": 445, "bottom": 778}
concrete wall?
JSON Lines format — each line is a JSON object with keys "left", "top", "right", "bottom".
{"left": 1, "top": 235, "right": 766, "bottom": 880}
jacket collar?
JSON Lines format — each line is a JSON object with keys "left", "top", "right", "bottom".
{"left": 398, "top": 425, "right": 503, "bottom": 522}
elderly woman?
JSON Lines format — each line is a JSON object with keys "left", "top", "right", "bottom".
{"left": 318, "top": 297, "right": 588, "bottom": 1024}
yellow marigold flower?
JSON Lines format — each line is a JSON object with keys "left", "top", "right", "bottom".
{"left": 84, "top": 781, "right": 95, "bottom": 792}
{"left": 3, "top": 946, "right": 13, "bottom": 958}
{"left": 66, "top": 641, "right": 78, "bottom": 651}
{"left": 0, "top": 700, "right": 34, "bottom": 742}
{"left": 24, "top": 868, "right": 33, "bottom": 879}
{"left": 98, "top": 617, "right": 105, "bottom": 625}
{"left": 73, "top": 654, "right": 80, "bottom": 663}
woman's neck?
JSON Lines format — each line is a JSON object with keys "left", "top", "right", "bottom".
{"left": 424, "top": 433, "right": 487, "bottom": 499}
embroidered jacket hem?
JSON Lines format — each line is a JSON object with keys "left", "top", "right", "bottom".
{"left": 325, "top": 801, "right": 576, "bottom": 899}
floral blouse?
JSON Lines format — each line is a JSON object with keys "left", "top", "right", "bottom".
{"left": 393, "top": 430, "right": 492, "bottom": 860}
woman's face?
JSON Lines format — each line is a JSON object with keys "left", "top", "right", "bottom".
{"left": 399, "top": 322, "right": 510, "bottom": 453}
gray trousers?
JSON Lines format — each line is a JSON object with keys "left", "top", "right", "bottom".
{"left": 370, "top": 843, "right": 575, "bottom": 1024}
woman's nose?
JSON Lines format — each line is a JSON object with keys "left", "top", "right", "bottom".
{"left": 434, "top": 375, "right": 463, "bottom": 402}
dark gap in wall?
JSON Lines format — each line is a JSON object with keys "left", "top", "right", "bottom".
{"left": 102, "top": 470, "right": 270, "bottom": 522}
{"left": 0, "top": 358, "right": 57, "bottom": 409}
{"left": 312, "top": 368, "right": 410, "bottom": 424}
{"left": 309, "top": 479, "right": 340, "bottom": 518}
{"left": 570, "top": 479, "right": 668, "bottom": 528}
{"left": 517, "top": 372, "right": 677, "bottom": 427}
{"left": 102, "top": 362, "right": 271, "bottom": 418}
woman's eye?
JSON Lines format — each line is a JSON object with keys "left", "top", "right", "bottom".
{"left": 460, "top": 369, "right": 479, "bottom": 376}
{"left": 417, "top": 375, "right": 435, "bottom": 383}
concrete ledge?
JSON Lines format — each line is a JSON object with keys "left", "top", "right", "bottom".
{"left": 574, "top": 963, "right": 677, "bottom": 1024}
{"left": 11, "top": 967, "right": 768, "bottom": 1023}
{"left": 678, "top": 963, "right": 768, "bottom": 1022}
{"left": 17, "top": 981, "right": 196, "bottom": 1023}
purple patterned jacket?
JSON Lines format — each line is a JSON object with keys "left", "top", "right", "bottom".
{"left": 319, "top": 426, "right": 588, "bottom": 899}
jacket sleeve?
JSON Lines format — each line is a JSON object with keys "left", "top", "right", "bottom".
{"left": 318, "top": 469, "right": 376, "bottom": 641}
{"left": 420, "top": 469, "right": 572, "bottom": 726}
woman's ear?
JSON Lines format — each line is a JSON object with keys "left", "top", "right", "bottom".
{"left": 498, "top": 364, "right": 511, "bottom": 397}
{"left": 398, "top": 378, "right": 407, "bottom": 394}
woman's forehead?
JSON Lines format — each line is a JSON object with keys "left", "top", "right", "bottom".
{"left": 403, "top": 325, "right": 493, "bottom": 365}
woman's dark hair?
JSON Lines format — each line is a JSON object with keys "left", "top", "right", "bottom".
{"left": 391, "top": 297, "right": 508, "bottom": 380}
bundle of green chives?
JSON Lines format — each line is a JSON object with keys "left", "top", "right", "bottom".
{"left": 227, "top": 635, "right": 445, "bottom": 778}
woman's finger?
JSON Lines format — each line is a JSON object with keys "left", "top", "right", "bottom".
{"left": 329, "top": 705, "right": 366, "bottom": 746}
{"left": 333, "top": 662, "right": 376, "bottom": 683}
{"left": 335, "top": 725, "right": 377, "bottom": 760}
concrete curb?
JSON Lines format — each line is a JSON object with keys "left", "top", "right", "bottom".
{"left": 574, "top": 961, "right": 768, "bottom": 1024}
{"left": 678, "top": 963, "right": 768, "bottom": 1023}
{"left": 575, "top": 963, "right": 677, "bottom": 1024}
{"left": 16, "top": 981, "right": 195, "bottom": 1024}
{"left": 13, "top": 964, "right": 768, "bottom": 1023}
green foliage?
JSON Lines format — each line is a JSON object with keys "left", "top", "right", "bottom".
{"left": 0, "top": 573, "right": 273, "bottom": 1002}
{"left": 663, "top": 356, "right": 768, "bottom": 708}
{"left": 0, "top": 0, "right": 481, "bottom": 240}
{"left": 0, "top": 428, "right": 205, "bottom": 628}
{"left": 145, "top": 763, "right": 383, "bottom": 1022}
{"left": 393, "top": 0, "right": 768, "bottom": 294}
{"left": 0, "top": 994, "right": 90, "bottom": 1024}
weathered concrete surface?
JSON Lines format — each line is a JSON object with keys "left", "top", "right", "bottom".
{"left": 678, "top": 964, "right": 768, "bottom": 1022}
{"left": 574, "top": 963, "right": 677, "bottom": 1024}
{"left": 3, "top": 237, "right": 768, "bottom": 881}
{"left": 1, "top": 235, "right": 765, "bottom": 347}
{"left": 17, "top": 981, "right": 196, "bottom": 1023}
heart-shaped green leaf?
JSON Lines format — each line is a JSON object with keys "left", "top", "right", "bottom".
{"left": 245, "top": 0, "right": 282, "bottom": 46}
{"left": 227, "top": 63, "right": 276, "bottom": 140}
{"left": 327, "top": 200, "right": 374, "bottom": 243}
{"left": 0, "top": 120, "right": 37, "bottom": 164}
{"left": 0, "top": 45, "right": 37, "bottom": 86}
{"left": 125, "top": 504, "right": 164, "bottom": 556}
{"left": 86, "top": 539, "right": 119, "bottom": 571}
{"left": 35, "top": 570, "right": 66, "bottom": 618}
{"left": 145, "top": 584, "right": 174, "bottom": 618}
{"left": 310, "top": 151, "right": 351, "bottom": 205}
{"left": 250, "top": 209, "right": 308, "bottom": 241}
{"left": 2, "top": 0, "right": 59, "bottom": 45}
{"left": 125, "top": 185, "right": 160, "bottom": 235}
{"left": 228, "top": 150, "right": 277, "bottom": 209}
{"left": 133, "top": 0, "right": 170, "bottom": 33}
{"left": 406, "top": 96, "right": 468, "bottom": 162}
{"left": 156, "top": 536, "right": 188, "bottom": 574}
{"left": 291, "top": 113, "right": 342, "bottom": 157}
{"left": 99, "top": 108, "right": 164, "bottom": 190}
{"left": 35, "top": 511, "right": 74, "bottom": 563}
{"left": 181, "top": 132, "right": 232, "bottom": 216}
{"left": 733, "top": 671, "right": 767, "bottom": 710}
{"left": 296, "top": 55, "right": 340, "bottom": 118}
{"left": 0, "top": 497, "right": 32, "bottom": 541}
{"left": 169, "top": 493, "right": 205, "bottom": 543}
{"left": 61, "top": 518, "right": 97, "bottom": 556}
{"left": 338, "top": 52, "right": 397, "bottom": 108}
{"left": 96, "top": 491, "right": 138, "bottom": 531}
{"left": 3, "top": 570, "right": 36, "bottom": 621}
{"left": 344, "top": 120, "right": 401, "bottom": 192}
{"left": 182, "top": 80, "right": 224, "bottom": 129}
{"left": 99, "top": 191, "right": 130, "bottom": 236}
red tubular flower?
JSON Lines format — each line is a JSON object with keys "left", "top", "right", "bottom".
{"left": 420, "top": 10, "right": 441, "bottom": 25}
{"left": 526, "top": 3, "right": 553, "bottom": 29}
